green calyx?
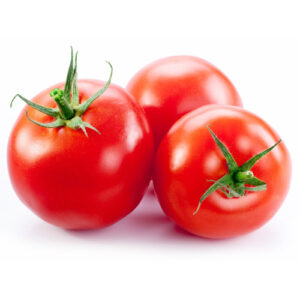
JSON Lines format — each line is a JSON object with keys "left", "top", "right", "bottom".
{"left": 193, "top": 126, "right": 281, "bottom": 215}
{"left": 11, "top": 47, "right": 113, "bottom": 137}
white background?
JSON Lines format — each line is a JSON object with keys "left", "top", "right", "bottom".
{"left": 1, "top": 1, "right": 300, "bottom": 299}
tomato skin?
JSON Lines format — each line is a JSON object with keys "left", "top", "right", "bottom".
{"left": 8, "top": 80, "right": 154, "bottom": 229}
{"left": 153, "top": 105, "right": 291, "bottom": 239}
{"left": 127, "top": 56, "right": 242, "bottom": 148}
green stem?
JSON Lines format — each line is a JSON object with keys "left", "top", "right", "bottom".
{"left": 53, "top": 97, "right": 74, "bottom": 120}
{"left": 50, "top": 88, "right": 74, "bottom": 120}
{"left": 193, "top": 126, "right": 281, "bottom": 215}
{"left": 11, "top": 48, "right": 112, "bottom": 136}
{"left": 234, "top": 170, "right": 253, "bottom": 182}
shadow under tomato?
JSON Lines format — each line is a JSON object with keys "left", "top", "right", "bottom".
{"left": 24, "top": 190, "right": 284, "bottom": 253}
{"left": 24, "top": 190, "right": 286, "bottom": 251}
{"left": 66, "top": 193, "right": 214, "bottom": 245}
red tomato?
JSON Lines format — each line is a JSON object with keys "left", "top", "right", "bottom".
{"left": 8, "top": 53, "right": 154, "bottom": 230}
{"left": 127, "top": 56, "right": 242, "bottom": 148}
{"left": 153, "top": 105, "right": 291, "bottom": 239}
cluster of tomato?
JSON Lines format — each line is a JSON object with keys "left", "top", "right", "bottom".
{"left": 8, "top": 50, "right": 291, "bottom": 239}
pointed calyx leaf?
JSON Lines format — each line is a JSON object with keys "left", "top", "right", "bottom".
{"left": 71, "top": 52, "right": 79, "bottom": 106}
{"left": 193, "top": 127, "right": 281, "bottom": 215}
{"left": 77, "top": 61, "right": 113, "bottom": 115}
{"left": 193, "top": 174, "right": 229, "bottom": 215}
{"left": 10, "top": 48, "right": 113, "bottom": 137}
{"left": 66, "top": 116, "right": 100, "bottom": 137}
{"left": 207, "top": 126, "right": 238, "bottom": 171}
{"left": 11, "top": 94, "right": 59, "bottom": 118}
{"left": 63, "top": 47, "right": 74, "bottom": 103}
{"left": 239, "top": 140, "right": 281, "bottom": 171}
{"left": 25, "top": 111, "right": 65, "bottom": 128}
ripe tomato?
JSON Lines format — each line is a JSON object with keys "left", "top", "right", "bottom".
{"left": 8, "top": 50, "right": 154, "bottom": 229}
{"left": 153, "top": 105, "right": 291, "bottom": 239}
{"left": 127, "top": 56, "right": 242, "bottom": 148}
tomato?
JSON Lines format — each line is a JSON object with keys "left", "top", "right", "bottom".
{"left": 8, "top": 50, "right": 154, "bottom": 230}
{"left": 127, "top": 56, "right": 242, "bottom": 148}
{"left": 153, "top": 105, "right": 291, "bottom": 239}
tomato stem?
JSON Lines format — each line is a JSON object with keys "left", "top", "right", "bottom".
{"left": 193, "top": 126, "right": 281, "bottom": 215}
{"left": 234, "top": 170, "right": 253, "bottom": 182}
{"left": 50, "top": 88, "right": 74, "bottom": 120}
{"left": 10, "top": 48, "right": 113, "bottom": 137}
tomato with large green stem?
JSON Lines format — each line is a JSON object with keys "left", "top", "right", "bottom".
{"left": 127, "top": 56, "right": 242, "bottom": 148}
{"left": 8, "top": 49, "right": 154, "bottom": 229}
{"left": 153, "top": 105, "right": 291, "bottom": 238}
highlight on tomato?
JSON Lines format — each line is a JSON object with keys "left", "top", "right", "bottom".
{"left": 127, "top": 56, "right": 242, "bottom": 148}
{"left": 8, "top": 48, "right": 154, "bottom": 230}
{"left": 153, "top": 105, "right": 291, "bottom": 239}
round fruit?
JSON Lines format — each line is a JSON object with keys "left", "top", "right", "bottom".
{"left": 8, "top": 49, "right": 154, "bottom": 229}
{"left": 127, "top": 56, "right": 242, "bottom": 147}
{"left": 153, "top": 105, "right": 291, "bottom": 238}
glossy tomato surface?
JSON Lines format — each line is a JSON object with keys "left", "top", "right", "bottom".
{"left": 8, "top": 80, "right": 154, "bottom": 229}
{"left": 153, "top": 105, "right": 291, "bottom": 239}
{"left": 127, "top": 56, "right": 242, "bottom": 147}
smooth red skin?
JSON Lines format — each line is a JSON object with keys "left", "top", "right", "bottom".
{"left": 127, "top": 56, "right": 242, "bottom": 148}
{"left": 153, "top": 105, "right": 291, "bottom": 239}
{"left": 8, "top": 80, "right": 154, "bottom": 229}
